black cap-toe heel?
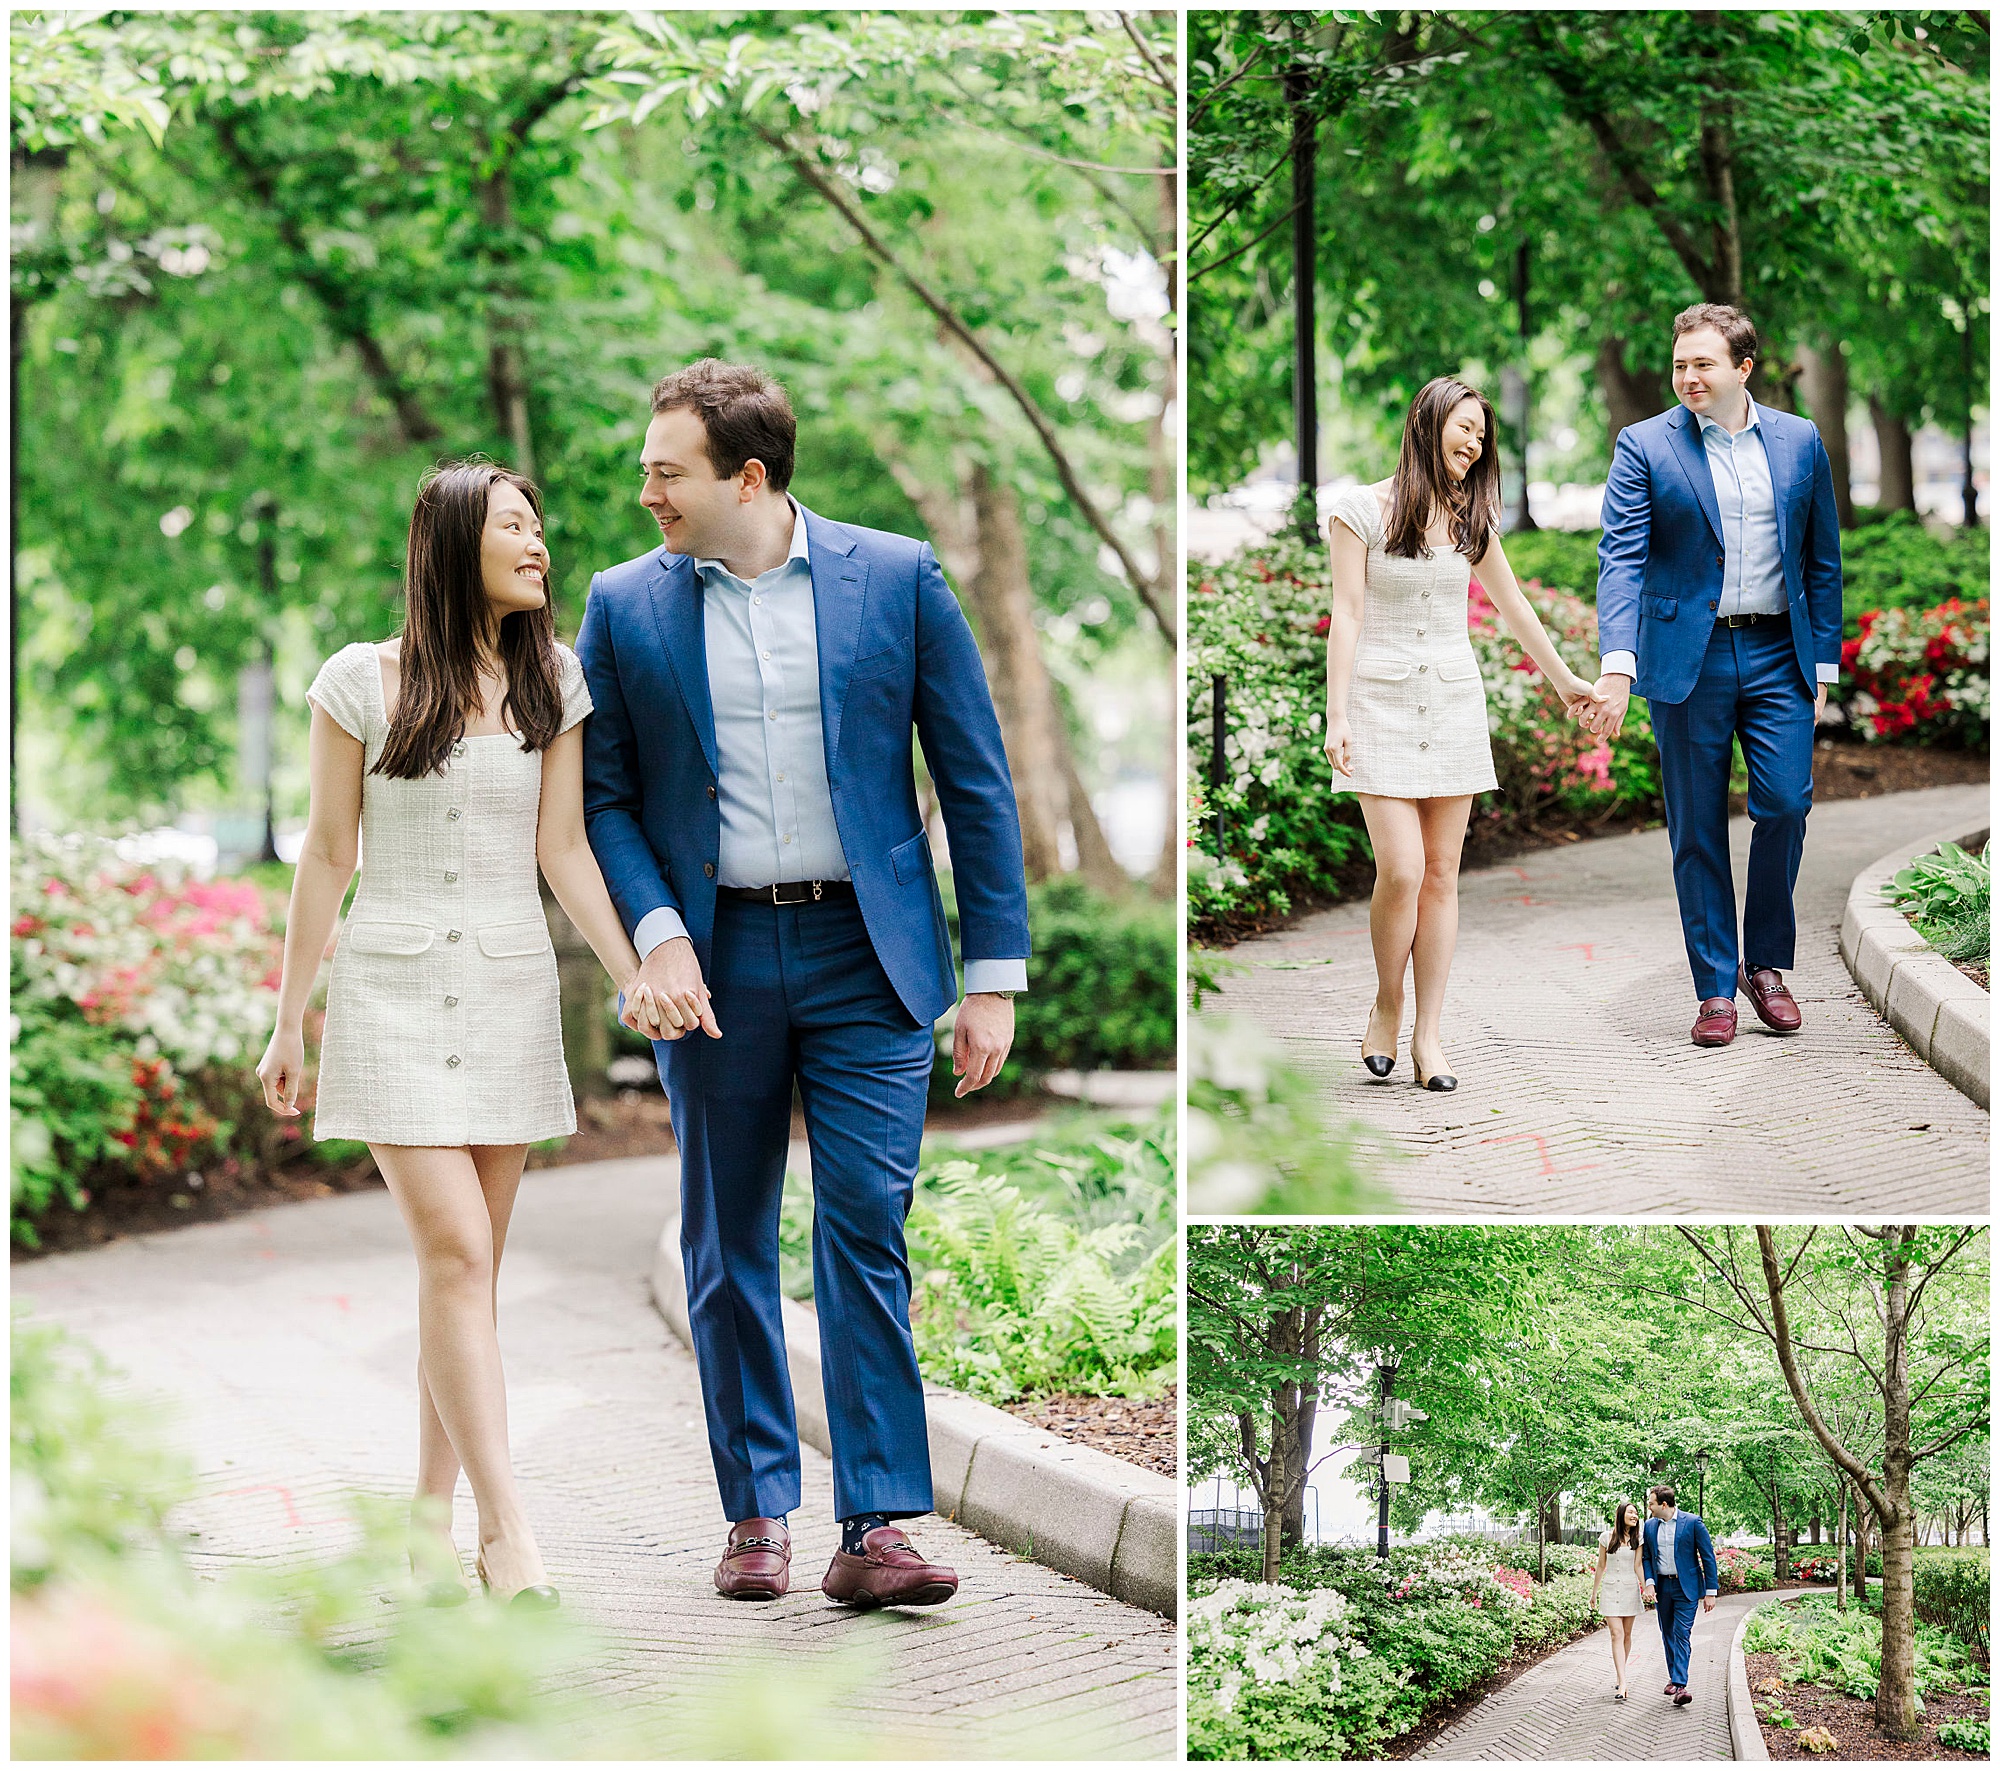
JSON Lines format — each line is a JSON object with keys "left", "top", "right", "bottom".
{"left": 1362, "top": 1054, "right": 1394, "bottom": 1078}
{"left": 1413, "top": 1069, "right": 1458, "bottom": 1093}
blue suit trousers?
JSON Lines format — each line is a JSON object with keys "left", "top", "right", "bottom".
{"left": 1655, "top": 1580, "right": 1698, "bottom": 1686}
{"left": 1648, "top": 617, "right": 1816, "bottom": 1001}
{"left": 658, "top": 895, "right": 936, "bottom": 1523}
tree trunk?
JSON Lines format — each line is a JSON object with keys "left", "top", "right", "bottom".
{"left": 478, "top": 167, "right": 537, "bottom": 478}
{"left": 1057, "top": 718, "right": 1130, "bottom": 896}
{"left": 1809, "top": 1509, "right": 1823, "bottom": 1546}
{"left": 1796, "top": 343, "right": 1855, "bottom": 527}
{"left": 1835, "top": 1482, "right": 1849, "bottom": 1612}
{"left": 1774, "top": 1513, "right": 1792, "bottom": 1582}
{"left": 1870, "top": 398, "right": 1916, "bottom": 513}
{"left": 1877, "top": 1490, "right": 1919, "bottom": 1737}
{"left": 1853, "top": 1510, "right": 1869, "bottom": 1606}
{"left": 1596, "top": 336, "right": 1668, "bottom": 450}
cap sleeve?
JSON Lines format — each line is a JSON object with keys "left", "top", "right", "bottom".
{"left": 307, "top": 644, "right": 371, "bottom": 744}
{"left": 1326, "top": 484, "right": 1383, "bottom": 549}
{"left": 556, "top": 644, "right": 593, "bottom": 736}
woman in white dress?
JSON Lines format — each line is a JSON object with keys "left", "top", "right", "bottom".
{"left": 255, "top": 462, "right": 669, "bottom": 1606}
{"left": 1322, "top": 376, "right": 1602, "bottom": 1089}
{"left": 1593, "top": 1500, "right": 1647, "bottom": 1701}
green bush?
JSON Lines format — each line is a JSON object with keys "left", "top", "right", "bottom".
{"left": 10, "top": 995, "right": 141, "bottom": 1244}
{"left": 1911, "top": 1550, "right": 1990, "bottom": 1660}
{"left": 1004, "top": 875, "right": 1176, "bottom": 1073}
{"left": 1744, "top": 1596, "right": 1979, "bottom": 1702}
{"left": 1840, "top": 511, "right": 1991, "bottom": 633}
{"left": 1492, "top": 1540, "right": 1598, "bottom": 1581}
{"left": 1886, "top": 841, "right": 1991, "bottom": 967}
{"left": 1495, "top": 528, "right": 1606, "bottom": 601}
{"left": 1937, "top": 1718, "right": 1990, "bottom": 1752}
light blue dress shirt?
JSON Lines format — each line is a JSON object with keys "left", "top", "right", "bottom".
{"left": 634, "top": 500, "right": 1026, "bottom": 997}
{"left": 1601, "top": 397, "right": 1836, "bottom": 686}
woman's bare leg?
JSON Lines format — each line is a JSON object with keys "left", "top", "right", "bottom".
{"left": 375, "top": 1142, "right": 544, "bottom": 1596}
{"left": 411, "top": 1144, "right": 530, "bottom": 1581}
{"left": 1610, "top": 1613, "right": 1631, "bottom": 1692}
{"left": 1356, "top": 795, "right": 1428, "bottom": 1060}
{"left": 1409, "top": 795, "right": 1473, "bottom": 1078}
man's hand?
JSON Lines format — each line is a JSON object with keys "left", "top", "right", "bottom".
{"left": 1702, "top": 1595, "right": 1716, "bottom": 1614}
{"left": 952, "top": 992, "right": 1014, "bottom": 1098}
{"left": 1814, "top": 683, "right": 1829, "bottom": 723}
{"left": 634, "top": 935, "right": 721, "bottom": 1041}
{"left": 1582, "top": 673, "right": 1632, "bottom": 740}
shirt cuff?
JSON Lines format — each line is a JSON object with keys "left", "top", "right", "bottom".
{"left": 964, "top": 959, "right": 1028, "bottom": 996}
{"left": 1599, "top": 650, "right": 1638, "bottom": 680}
{"left": 634, "top": 905, "right": 691, "bottom": 958}
{"left": 1816, "top": 663, "right": 1839, "bottom": 684}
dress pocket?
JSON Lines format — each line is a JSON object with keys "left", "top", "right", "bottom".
{"left": 1354, "top": 656, "right": 1412, "bottom": 682}
{"left": 476, "top": 919, "right": 553, "bottom": 959}
{"left": 1435, "top": 655, "right": 1482, "bottom": 684}
{"left": 344, "top": 921, "right": 435, "bottom": 956}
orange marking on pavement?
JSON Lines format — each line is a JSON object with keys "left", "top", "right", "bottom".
{"left": 219, "top": 1484, "right": 316, "bottom": 1528}
{"left": 1479, "top": 1134, "right": 1599, "bottom": 1179}
{"left": 1556, "top": 944, "right": 1603, "bottom": 962}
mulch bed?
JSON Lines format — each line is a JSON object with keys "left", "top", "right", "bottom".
{"left": 12, "top": 1090, "right": 1050, "bottom": 1261}
{"left": 1745, "top": 1650, "right": 1990, "bottom": 1761}
{"left": 1197, "top": 738, "right": 1988, "bottom": 949}
{"left": 1000, "top": 1387, "right": 1177, "bottom": 1478}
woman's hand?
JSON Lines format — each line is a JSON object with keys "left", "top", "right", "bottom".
{"left": 1322, "top": 710, "right": 1354, "bottom": 779}
{"left": 257, "top": 1025, "right": 307, "bottom": 1118}
{"left": 617, "top": 978, "right": 686, "bottom": 1040}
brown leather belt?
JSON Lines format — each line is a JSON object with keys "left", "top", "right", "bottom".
{"left": 718, "top": 879, "right": 856, "bottom": 905}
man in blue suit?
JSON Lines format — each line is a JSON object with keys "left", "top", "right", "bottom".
{"left": 1641, "top": 1483, "right": 1720, "bottom": 1705}
{"left": 1586, "top": 305, "right": 1844, "bottom": 1048}
{"left": 577, "top": 360, "right": 1030, "bottom": 1609}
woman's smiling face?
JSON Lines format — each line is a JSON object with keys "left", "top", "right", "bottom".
{"left": 480, "top": 479, "right": 549, "bottom": 617}
{"left": 1441, "top": 398, "right": 1485, "bottom": 483}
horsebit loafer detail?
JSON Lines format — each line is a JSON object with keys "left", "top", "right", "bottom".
{"left": 1691, "top": 998, "right": 1738, "bottom": 1047}
{"left": 821, "top": 1526, "right": 958, "bottom": 1609}
{"left": 715, "top": 1517, "right": 791, "bottom": 1600}
{"left": 1738, "top": 963, "right": 1803, "bottom": 1032}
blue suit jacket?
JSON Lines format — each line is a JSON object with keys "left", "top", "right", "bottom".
{"left": 1596, "top": 404, "right": 1844, "bottom": 706}
{"left": 1642, "top": 1511, "right": 1720, "bottom": 1601}
{"left": 576, "top": 507, "right": 1030, "bottom": 1028}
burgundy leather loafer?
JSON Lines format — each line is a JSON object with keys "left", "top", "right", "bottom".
{"left": 715, "top": 1517, "right": 791, "bottom": 1600}
{"left": 821, "top": 1526, "right": 958, "bottom": 1609}
{"left": 1739, "top": 963, "right": 1802, "bottom": 1032}
{"left": 1691, "top": 998, "right": 1738, "bottom": 1047}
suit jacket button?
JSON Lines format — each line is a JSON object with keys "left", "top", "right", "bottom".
{"left": 707, "top": 784, "right": 717, "bottom": 799}
{"left": 1709, "top": 601, "right": 1718, "bottom": 611}
{"left": 704, "top": 862, "right": 716, "bottom": 878}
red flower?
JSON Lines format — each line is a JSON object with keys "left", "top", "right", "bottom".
{"left": 1314, "top": 614, "right": 1331, "bottom": 636}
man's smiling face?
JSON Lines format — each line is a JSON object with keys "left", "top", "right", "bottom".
{"left": 638, "top": 407, "right": 744, "bottom": 558}
{"left": 1672, "top": 326, "right": 1751, "bottom": 417}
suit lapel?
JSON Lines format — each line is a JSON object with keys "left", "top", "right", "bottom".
{"left": 1760, "top": 413, "right": 1793, "bottom": 563}
{"left": 804, "top": 507, "right": 868, "bottom": 766}
{"left": 644, "top": 549, "right": 717, "bottom": 777}
{"left": 1667, "top": 406, "right": 1725, "bottom": 549}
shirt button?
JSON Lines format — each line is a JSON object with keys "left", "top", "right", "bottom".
{"left": 704, "top": 862, "right": 716, "bottom": 878}
{"left": 776, "top": 772, "right": 785, "bottom": 783}
{"left": 446, "top": 1054, "right": 461, "bottom": 1068}
{"left": 783, "top": 834, "right": 794, "bottom": 845}
{"left": 753, "top": 596, "right": 763, "bottom": 606}
{"left": 444, "top": 870, "right": 457, "bottom": 883}
{"left": 761, "top": 650, "right": 772, "bottom": 661}
{"left": 444, "top": 995, "right": 459, "bottom": 1007}
{"left": 447, "top": 929, "right": 461, "bottom": 942}
{"left": 767, "top": 710, "right": 778, "bottom": 721}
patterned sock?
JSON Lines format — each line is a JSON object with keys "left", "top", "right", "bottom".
{"left": 841, "top": 1512, "right": 891, "bottom": 1554}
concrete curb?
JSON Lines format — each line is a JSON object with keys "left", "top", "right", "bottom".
{"left": 1728, "top": 1588, "right": 1816, "bottom": 1761}
{"left": 647, "top": 1164, "right": 1177, "bottom": 1619}
{"left": 1839, "top": 823, "right": 1990, "bottom": 1110}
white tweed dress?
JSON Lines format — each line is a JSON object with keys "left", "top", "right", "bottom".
{"left": 306, "top": 640, "right": 592, "bottom": 1146}
{"left": 1597, "top": 1529, "right": 1644, "bottom": 1618}
{"left": 1326, "top": 484, "right": 1499, "bottom": 799}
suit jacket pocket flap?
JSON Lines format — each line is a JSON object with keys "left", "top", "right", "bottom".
{"left": 1644, "top": 595, "right": 1679, "bottom": 621}
{"left": 1354, "top": 655, "right": 1411, "bottom": 682}
{"left": 477, "top": 919, "right": 552, "bottom": 958}
{"left": 1435, "top": 655, "right": 1481, "bottom": 683}
{"left": 890, "top": 830, "right": 931, "bottom": 886}
{"left": 345, "top": 921, "right": 434, "bottom": 956}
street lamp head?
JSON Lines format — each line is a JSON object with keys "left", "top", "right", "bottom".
{"left": 1695, "top": 1449, "right": 1711, "bottom": 1473}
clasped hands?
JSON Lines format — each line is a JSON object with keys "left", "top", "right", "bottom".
{"left": 1560, "top": 670, "right": 1629, "bottom": 741}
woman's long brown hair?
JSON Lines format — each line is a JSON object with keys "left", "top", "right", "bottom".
{"left": 374, "top": 460, "right": 563, "bottom": 780}
{"left": 1384, "top": 376, "right": 1501, "bottom": 563}
{"left": 1609, "top": 1500, "right": 1643, "bottom": 1553}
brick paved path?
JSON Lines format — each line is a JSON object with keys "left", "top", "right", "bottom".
{"left": 1414, "top": 1591, "right": 1763, "bottom": 1760}
{"left": 1205, "top": 786, "right": 1989, "bottom": 1213}
{"left": 13, "top": 1157, "right": 1175, "bottom": 1759}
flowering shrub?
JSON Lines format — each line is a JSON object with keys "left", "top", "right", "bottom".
{"left": 1188, "top": 538, "right": 1665, "bottom": 939}
{"left": 1839, "top": 598, "right": 1990, "bottom": 746}
{"left": 1792, "top": 1552, "right": 1844, "bottom": 1584}
{"left": 1188, "top": 1540, "right": 1601, "bottom": 1758}
{"left": 1716, "top": 1544, "right": 1777, "bottom": 1593}
{"left": 1493, "top": 1539, "right": 1599, "bottom": 1580}
{"left": 10, "top": 835, "right": 284, "bottom": 1243}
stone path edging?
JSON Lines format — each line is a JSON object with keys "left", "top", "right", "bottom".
{"left": 1728, "top": 1588, "right": 1817, "bottom": 1761}
{"left": 649, "top": 1171, "right": 1177, "bottom": 1619}
{"left": 1840, "top": 823, "right": 1991, "bottom": 1110}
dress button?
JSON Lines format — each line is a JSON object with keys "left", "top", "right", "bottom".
{"left": 1418, "top": 663, "right": 1428, "bottom": 674}
{"left": 1417, "top": 628, "right": 1426, "bottom": 638}
{"left": 1422, "top": 590, "right": 1431, "bottom": 599}
{"left": 444, "top": 871, "right": 457, "bottom": 883}
{"left": 704, "top": 862, "right": 716, "bottom": 878}
{"left": 447, "top": 929, "right": 461, "bottom": 943}
{"left": 446, "top": 1054, "right": 461, "bottom": 1068}
{"left": 1418, "top": 703, "right": 1427, "bottom": 714}
{"left": 448, "top": 808, "right": 461, "bottom": 821}
{"left": 1419, "top": 740, "right": 1430, "bottom": 751}
{"left": 444, "top": 995, "right": 459, "bottom": 1007}
{"left": 452, "top": 743, "right": 466, "bottom": 758}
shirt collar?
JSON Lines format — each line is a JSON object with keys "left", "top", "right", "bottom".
{"left": 1694, "top": 395, "right": 1761, "bottom": 440}
{"left": 694, "top": 497, "right": 810, "bottom": 582}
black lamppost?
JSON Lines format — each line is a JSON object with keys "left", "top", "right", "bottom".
{"left": 1695, "top": 1448, "right": 1711, "bottom": 1520}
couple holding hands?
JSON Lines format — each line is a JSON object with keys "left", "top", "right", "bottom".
{"left": 1323, "top": 302, "right": 1843, "bottom": 1089}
